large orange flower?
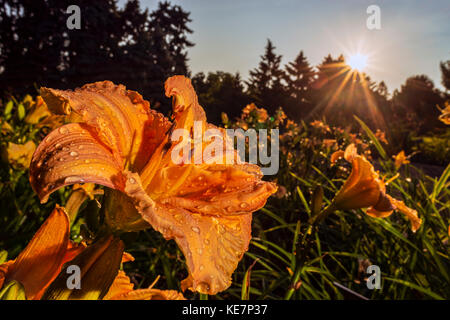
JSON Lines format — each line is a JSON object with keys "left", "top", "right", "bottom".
{"left": 30, "top": 76, "right": 277, "bottom": 295}
{"left": 0, "top": 206, "right": 85, "bottom": 300}
{"left": 331, "top": 144, "right": 422, "bottom": 232}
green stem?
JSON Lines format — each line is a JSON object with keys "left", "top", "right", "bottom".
{"left": 308, "top": 202, "right": 337, "bottom": 225}
{"left": 284, "top": 204, "right": 337, "bottom": 300}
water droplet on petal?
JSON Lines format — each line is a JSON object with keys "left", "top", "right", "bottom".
{"left": 128, "top": 177, "right": 136, "bottom": 184}
{"left": 59, "top": 127, "right": 68, "bottom": 134}
{"left": 191, "top": 226, "right": 200, "bottom": 234}
{"left": 239, "top": 202, "right": 248, "bottom": 209}
{"left": 70, "top": 151, "right": 78, "bottom": 157}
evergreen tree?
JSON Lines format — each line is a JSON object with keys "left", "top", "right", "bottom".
{"left": 440, "top": 60, "right": 450, "bottom": 92}
{"left": 0, "top": 0, "right": 193, "bottom": 108}
{"left": 247, "top": 39, "right": 286, "bottom": 113}
{"left": 284, "top": 50, "right": 314, "bottom": 119}
{"left": 392, "top": 75, "right": 445, "bottom": 134}
{"left": 192, "top": 71, "right": 250, "bottom": 125}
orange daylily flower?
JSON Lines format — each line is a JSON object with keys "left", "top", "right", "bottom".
{"left": 2, "top": 140, "right": 36, "bottom": 169}
{"left": 0, "top": 206, "right": 85, "bottom": 299}
{"left": 393, "top": 151, "right": 410, "bottom": 169}
{"left": 330, "top": 144, "right": 422, "bottom": 232}
{"left": 104, "top": 269, "right": 184, "bottom": 300}
{"left": 30, "top": 76, "right": 277, "bottom": 295}
{"left": 242, "top": 103, "right": 268, "bottom": 122}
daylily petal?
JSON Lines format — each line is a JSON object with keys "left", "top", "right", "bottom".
{"left": 24, "top": 96, "right": 51, "bottom": 124}
{"left": 124, "top": 172, "right": 252, "bottom": 295}
{"left": 43, "top": 236, "right": 124, "bottom": 300}
{"left": 150, "top": 163, "right": 277, "bottom": 216}
{"left": 105, "top": 270, "right": 185, "bottom": 300}
{"left": 40, "top": 81, "right": 171, "bottom": 172}
{"left": 30, "top": 123, "right": 124, "bottom": 203}
{"left": 0, "top": 261, "right": 14, "bottom": 290}
{"left": 334, "top": 155, "right": 383, "bottom": 210}
{"left": 112, "top": 288, "right": 186, "bottom": 300}
{"left": 139, "top": 75, "right": 206, "bottom": 186}
{"left": 5, "top": 206, "right": 70, "bottom": 300}
{"left": 330, "top": 150, "right": 345, "bottom": 164}
{"left": 165, "top": 75, "right": 206, "bottom": 131}
{"left": 103, "top": 270, "right": 134, "bottom": 300}
{"left": 389, "top": 197, "right": 422, "bottom": 232}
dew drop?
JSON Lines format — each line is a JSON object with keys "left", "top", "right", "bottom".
{"left": 59, "top": 127, "right": 69, "bottom": 134}
{"left": 199, "top": 265, "right": 205, "bottom": 271}
{"left": 239, "top": 202, "right": 248, "bottom": 209}
{"left": 70, "top": 151, "right": 78, "bottom": 157}
{"left": 128, "top": 177, "right": 136, "bottom": 184}
{"left": 191, "top": 226, "right": 200, "bottom": 234}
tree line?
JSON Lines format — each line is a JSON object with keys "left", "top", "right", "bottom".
{"left": 1, "top": 0, "right": 449, "bottom": 143}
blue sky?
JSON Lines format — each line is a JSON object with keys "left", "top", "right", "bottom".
{"left": 123, "top": 0, "right": 450, "bottom": 93}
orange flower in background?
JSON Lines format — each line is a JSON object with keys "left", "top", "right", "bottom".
{"left": 24, "top": 96, "right": 51, "bottom": 124}
{"left": 393, "top": 151, "right": 410, "bottom": 169}
{"left": 330, "top": 144, "right": 422, "bottom": 232}
{"left": 2, "top": 140, "right": 36, "bottom": 169}
{"left": 0, "top": 206, "right": 85, "bottom": 299}
{"left": 104, "top": 269, "right": 185, "bottom": 300}
{"left": 438, "top": 102, "right": 450, "bottom": 125}
{"left": 30, "top": 76, "right": 277, "bottom": 295}
{"left": 242, "top": 103, "right": 268, "bottom": 122}
{"left": 375, "top": 129, "right": 389, "bottom": 145}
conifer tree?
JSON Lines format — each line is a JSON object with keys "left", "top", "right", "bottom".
{"left": 247, "top": 39, "right": 286, "bottom": 113}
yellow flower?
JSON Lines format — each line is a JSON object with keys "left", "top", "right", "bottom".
{"left": 438, "top": 102, "right": 450, "bottom": 125}
{"left": 30, "top": 76, "right": 277, "bottom": 295}
{"left": 330, "top": 144, "right": 422, "bottom": 232}
{"left": 24, "top": 96, "right": 51, "bottom": 124}
{"left": 0, "top": 206, "right": 85, "bottom": 299}
{"left": 2, "top": 141, "right": 36, "bottom": 169}
{"left": 393, "top": 151, "right": 410, "bottom": 169}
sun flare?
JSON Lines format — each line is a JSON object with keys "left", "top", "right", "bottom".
{"left": 347, "top": 53, "right": 368, "bottom": 71}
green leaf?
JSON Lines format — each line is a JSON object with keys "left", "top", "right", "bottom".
{"left": 354, "top": 115, "right": 388, "bottom": 160}
{"left": 384, "top": 277, "right": 444, "bottom": 300}
{"left": 0, "top": 250, "right": 7, "bottom": 264}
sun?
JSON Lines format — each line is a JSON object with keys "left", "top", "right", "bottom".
{"left": 347, "top": 53, "right": 368, "bottom": 71}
